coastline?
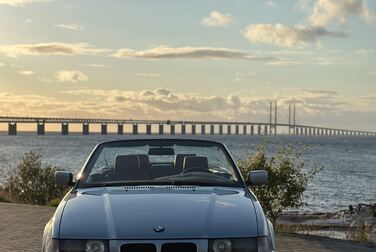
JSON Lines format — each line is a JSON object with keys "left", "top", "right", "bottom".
{"left": 278, "top": 203, "right": 376, "bottom": 243}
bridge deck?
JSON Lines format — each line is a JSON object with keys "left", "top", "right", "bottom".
{"left": 0, "top": 116, "right": 374, "bottom": 135}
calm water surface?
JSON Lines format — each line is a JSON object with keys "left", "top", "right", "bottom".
{"left": 0, "top": 133, "right": 375, "bottom": 213}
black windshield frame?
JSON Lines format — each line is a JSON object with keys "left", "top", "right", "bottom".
{"left": 75, "top": 139, "right": 246, "bottom": 189}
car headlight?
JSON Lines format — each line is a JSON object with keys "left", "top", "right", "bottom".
{"left": 209, "top": 238, "right": 257, "bottom": 252}
{"left": 59, "top": 240, "right": 109, "bottom": 252}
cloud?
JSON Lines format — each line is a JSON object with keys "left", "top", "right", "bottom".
{"left": 234, "top": 71, "right": 257, "bottom": 82}
{"left": 55, "top": 70, "right": 88, "bottom": 83}
{"left": 312, "top": 57, "right": 350, "bottom": 65}
{"left": 18, "top": 70, "right": 34, "bottom": 75}
{"left": 0, "top": 0, "right": 50, "bottom": 7}
{"left": 0, "top": 42, "right": 110, "bottom": 58}
{"left": 134, "top": 73, "right": 163, "bottom": 78}
{"left": 0, "top": 62, "right": 4, "bottom": 67}
{"left": 200, "top": 11, "right": 234, "bottom": 27}
{"left": 243, "top": 23, "right": 347, "bottom": 48}
{"left": 308, "top": 0, "right": 375, "bottom": 26}
{"left": 267, "top": 60, "right": 302, "bottom": 66}
{"left": 354, "top": 49, "right": 375, "bottom": 54}
{"left": 266, "top": 1, "right": 276, "bottom": 8}
{"left": 112, "top": 46, "right": 274, "bottom": 60}
{"left": 85, "top": 64, "right": 110, "bottom": 68}
{"left": 54, "top": 23, "right": 85, "bottom": 31}
{"left": 1, "top": 88, "right": 375, "bottom": 130}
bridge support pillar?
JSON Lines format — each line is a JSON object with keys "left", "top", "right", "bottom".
{"left": 300, "top": 127, "right": 304, "bottom": 135}
{"left": 243, "top": 125, "right": 247, "bottom": 135}
{"left": 210, "top": 125, "right": 215, "bottom": 135}
{"left": 251, "top": 125, "right": 254, "bottom": 135}
{"left": 258, "top": 125, "right": 261, "bottom": 135}
{"left": 219, "top": 125, "right": 223, "bottom": 135}
{"left": 133, "top": 124, "right": 138, "bottom": 135}
{"left": 37, "top": 122, "right": 45, "bottom": 135}
{"left": 264, "top": 125, "right": 268, "bottom": 135}
{"left": 61, "top": 123, "right": 69, "bottom": 135}
{"left": 83, "top": 123, "right": 89, "bottom": 135}
{"left": 146, "top": 124, "right": 152, "bottom": 135}
{"left": 227, "top": 125, "right": 231, "bottom": 135}
{"left": 235, "top": 125, "right": 239, "bottom": 135}
{"left": 170, "top": 124, "right": 175, "bottom": 135}
{"left": 8, "top": 122, "right": 17, "bottom": 136}
{"left": 159, "top": 124, "right": 164, "bottom": 135}
{"left": 181, "top": 124, "right": 186, "bottom": 135}
{"left": 191, "top": 125, "right": 196, "bottom": 135}
{"left": 117, "top": 124, "right": 123, "bottom": 135}
{"left": 101, "top": 123, "right": 107, "bottom": 135}
{"left": 308, "top": 128, "right": 312, "bottom": 135}
{"left": 201, "top": 125, "right": 205, "bottom": 135}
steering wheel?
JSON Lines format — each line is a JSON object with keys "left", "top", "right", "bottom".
{"left": 181, "top": 167, "right": 211, "bottom": 174}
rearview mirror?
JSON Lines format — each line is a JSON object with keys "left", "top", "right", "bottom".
{"left": 248, "top": 170, "right": 268, "bottom": 185}
{"left": 55, "top": 171, "right": 73, "bottom": 186}
{"left": 148, "top": 147, "right": 175, "bottom": 155}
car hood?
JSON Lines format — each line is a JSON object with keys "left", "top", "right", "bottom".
{"left": 59, "top": 186, "right": 258, "bottom": 239}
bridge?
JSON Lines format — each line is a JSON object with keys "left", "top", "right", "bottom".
{"left": 1, "top": 116, "right": 375, "bottom": 136}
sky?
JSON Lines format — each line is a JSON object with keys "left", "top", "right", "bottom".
{"left": 0, "top": 0, "right": 375, "bottom": 131}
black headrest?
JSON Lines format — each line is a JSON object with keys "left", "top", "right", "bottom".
{"left": 115, "top": 155, "right": 140, "bottom": 174}
{"left": 183, "top": 156, "right": 209, "bottom": 171}
{"left": 138, "top": 154, "right": 150, "bottom": 170}
{"left": 174, "top": 154, "right": 196, "bottom": 172}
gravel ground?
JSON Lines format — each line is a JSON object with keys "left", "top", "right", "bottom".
{"left": 0, "top": 202, "right": 375, "bottom": 252}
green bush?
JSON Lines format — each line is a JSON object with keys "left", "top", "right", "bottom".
{"left": 238, "top": 143, "right": 322, "bottom": 223}
{"left": 1, "top": 151, "right": 68, "bottom": 205}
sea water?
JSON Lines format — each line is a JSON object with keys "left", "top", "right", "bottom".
{"left": 0, "top": 133, "right": 375, "bottom": 213}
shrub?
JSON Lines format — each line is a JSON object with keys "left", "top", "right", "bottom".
{"left": 238, "top": 143, "right": 322, "bottom": 223}
{"left": 2, "top": 151, "right": 68, "bottom": 205}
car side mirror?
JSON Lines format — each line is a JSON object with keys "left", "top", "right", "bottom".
{"left": 248, "top": 170, "right": 268, "bottom": 185}
{"left": 55, "top": 171, "right": 74, "bottom": 186}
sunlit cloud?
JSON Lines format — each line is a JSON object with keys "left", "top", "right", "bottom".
{"left": 1, "top": 88, "right": 375, "bottom": 130}
{"left": 112, "top": 46, "right": 275, "bottom": 60}
{"left": 200, "top": 10, "right": 234, "bottom": 27}
{"left": 54, "top": 23, "right": 85, "bottom": 31}
{"left": 0, "top": 0, "right": 51, "bottom": 7}
{"left": 55, "top": 70, "right": 88, "bottom": 83}
{"left": 18, "top": 70, "right": 34, "bottom": 75}
{"left": 308, "top": 0, "right": 375, "bottom": 26}
{"left": 243, "top": 23, "right": 347, "bottom": 48}
{"left": 0, "top": 42, "right": 110, "bottom": 57}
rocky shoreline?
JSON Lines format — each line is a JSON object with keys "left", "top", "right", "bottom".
{"left": 277, "top": 203, "right": 376, "bottom": 243}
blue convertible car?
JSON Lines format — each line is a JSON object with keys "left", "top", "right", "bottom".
{"left": 42, "top": 139, "right": 275, "bottom": 252}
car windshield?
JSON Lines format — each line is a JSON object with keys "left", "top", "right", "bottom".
{"left": 78, "top": 139, "right": 243, "bottom": 188}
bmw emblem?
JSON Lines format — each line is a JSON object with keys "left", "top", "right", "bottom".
{"left": 153, "top": 226, "right": 165, "bottom": 232}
